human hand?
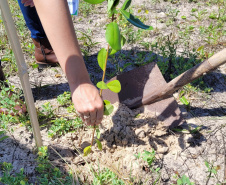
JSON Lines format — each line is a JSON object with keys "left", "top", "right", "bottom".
{"left": 21, "top": 0, "right": 35, "bottom": 7}
{"left": 71, "top": 82, "right": 104, "bottom": 126}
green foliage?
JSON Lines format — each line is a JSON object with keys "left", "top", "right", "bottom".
{"left": 121, "top": 0, "right": 132, "bottom": 10}
{"left": 107, "top": 80, "right": 121, "bottom": 93}
{"left": 103, "top": 100, "right": 114, "bottom": 115}
{"left": 38, "top": 102, "right": 55, "bottom": 120}
{"left": 93, "top": 168, "right": 125, "bottom": 185}
{"left": 0, "top": 81, "right": 24, "bottom": 116}
{"left": 106, "top": 22, "right": 122, "bottom": 51}
{"left": 56, "top": 91, "right": 71, "bottom": 106}
{"left": 97, "top": 81, "right": 108, "bottom": 90}
{"left": 36, "top": 146, "right": 73, "bottom": 184}
{"left": 84, "top": 145, "right": 92, "bottom": 156}
{"left": 179, "top": 96, "right": 190, "bottom": 111}
{"left": 83, "top": 0, "right": 105, "bottom": 4}
{"left": 134, "top": 149, "right": 156, "bottom": 167}
{"left": 120, "top": 9, "right": 153, "bottom": 30}
{"left": 48, "top": 117, "right": 82, "bottom": 138}
{"left": 0, "top": 162, "right": 29, "bottom": 185}
{"left": 95, "top": 139, "right": 102, "bottom": 150}
{"left": 98, "top": 48, "right": 107, "bottom": 70}
{"left": 176, "top": 175, "right": 194, "bottom": 185}
{"left": 0, "top": 130, "right": 8, "bottom": 142}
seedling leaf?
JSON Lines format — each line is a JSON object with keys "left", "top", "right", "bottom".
{"left": 104, "top": 100, "right": 111, "bottom": 105}
{"left": 121, "top": 34, "right": 126, "bottom": 47}
{"left": 84, "top": 0, "right": 105, "bottom": 4}
{"left": 120, "top": 9, "right": 153, "bottom": 30}
{"left": 98, "top": 48, "right": 107, "bottom": 70}
{"left": 121, "top": 0, "right": 131, "bottom": 10}
{"left": 0, "top": 136, "right": 8, "bottom": 142}
{"left": 107, "top": 80, "right": 121, "bottom": 93}
{"left": 108, "top": 0, "right": 119, "bottom": 13}
{"left": 84, "top": 146, "right": 92, "bottom": 156}
{"left": 110, "top": 49, "right": 118, "bottom": 55}
{"left": 106, "top": 22, "right": 121, "bottom": 51}
{"left": 104, "top": 103, "right": 114, "bottom": 115}
{"left": 179, "top": 96, "right": 190, "bottom": 106}
{"left": 95, "top": 139, "right": 102, "bottom": 150}
{"left": 97, "top": 81, "right": 108, "bottom": 90}
{"left": 197, "top": 45, "right": 204, "bottom": 51}
{"left": 96, "top": 129, "right": 101, "bottom": 139}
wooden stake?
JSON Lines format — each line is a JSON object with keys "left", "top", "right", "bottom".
{"left": 0, "top": 0, "right": 43, "bottom": 147}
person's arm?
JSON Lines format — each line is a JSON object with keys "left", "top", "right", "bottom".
{"left": 32, "top": 0, "right": 104, "bottom": 125}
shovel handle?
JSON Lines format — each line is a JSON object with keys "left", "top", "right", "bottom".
{"left": 140, "top": 48, "right": 226, "bottom": 107}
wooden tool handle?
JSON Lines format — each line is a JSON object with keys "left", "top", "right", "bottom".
{"left": 133, "top": 48, "right": 226, "bottom": 108}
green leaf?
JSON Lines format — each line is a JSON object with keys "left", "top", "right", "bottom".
{"left": 110, "top": 49, "right": 118, "bottom": 55}
{"left": 98, "top": 48, "right": 107, "bottom": 70}
{"left": 108, "top": 0, "right": 119, "bottom": 14}
{"left": 121, "top": 35, "right": 126, "bottom": 47}
{"left": 107, "top": 80, "right": 121, "bottom": 93}
{"left": 108, "top": 0, "right": 114, "bottom": 12}
{"left": 95, "top": 139, "right": 102, "bottom": 150}
{"left": 84, "top": 146, "right": 92, "bottom": 156}
{"left": 104, "top": 103, "right": 114, "bottom": 115}
{"left": 20, "top": 180, "right": 26, "bottom": 185}
{"left": 96, "top": 81, "right": 108, "bottom": 90}
{"left": 104, "top": 100, "right": 111, "bottom": 105}
{"left": 120, "top": 9, "right": 153, "bottom": 30}
{"left": 121, "top": 0, "right": 131, "bottom": 10}
{"left": 96, "top": 129, "right": 101, "bottom": 139}
{"left": 197, "top": 45, "right": 204, "bottom": 51}
{"left": 177, "top": 179, "right": 183, "bottom": 185}
{"left": 179, "top": 96, "right": 190, "bottom": 106}
{"left": 83, "top": 0, "right": 105, "bottom": 4}
{"left": 105, "top": 22, "right": 121, "bottom": 51}
{"left": 0, "top": 136, "right": 9, "bottom": 142}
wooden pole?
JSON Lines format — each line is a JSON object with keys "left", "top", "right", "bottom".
{"left": 0, "top": 0, "right": 43, "bottom": 147}
{"left": 136, "top": 48, "right": 226, "bottom": 108}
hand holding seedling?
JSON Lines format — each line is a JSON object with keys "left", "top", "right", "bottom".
{"left": 32, "top": 0, "right": 104, "bottom": 125}
{"left": 70, "top": 81, "right": 104, "bottom": 126}
{"left": 82, "top": 0, "right": 153, "bottom": 156}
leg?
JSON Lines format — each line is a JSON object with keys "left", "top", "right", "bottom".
{"left": 17, "top": 0, "right": 58, "bottom": 68}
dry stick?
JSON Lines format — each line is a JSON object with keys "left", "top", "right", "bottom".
{"left": 91, "top": 44, "right": 110, "bottom": 147}
{"left": 0, "top": 0, "right": 42, "bottom": 147}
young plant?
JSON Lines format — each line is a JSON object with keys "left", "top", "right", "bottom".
{"left": 82, "top": 0, "right": 153, "bottom": 156}
{"left": 0, "top": 130, "right": 8, "bottom": 142}
{"left": 0, "top": 162, "right": 29, "bottom": 185}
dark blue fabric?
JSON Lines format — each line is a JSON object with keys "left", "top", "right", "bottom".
{"left": 17, "top": 0, "right": 46, "bottom": 39}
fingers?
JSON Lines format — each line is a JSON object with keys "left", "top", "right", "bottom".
{"left": 96, "top": 104, "right": 104, "bottom": 125}
{"left": 90, "top": 109, "right": 97, "bottom": 126}
{"left": 77, "top": 103, "right": 103, "bottom": 126}
{"left": 83, "top": 112, "right": 91, "bottom": 125}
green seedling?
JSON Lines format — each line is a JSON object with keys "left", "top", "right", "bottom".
{"left": 205, "top": 160, "right": 221, "bottom": 183}
{"left": 83, "top": 0, "right": 153, "bottom": 156}
{"left": 57, "top": 91, "right": 71, "bottom": 106}
{"left": 0, "top": 130, "right": 8, "bottom": 142}
{"left": 175, "top": 174, "right": 194, "bottom": 185}
{"left": 179, "top": 96, "right": 190, "bottom": 111}
{"left": 0, "top": 162, "right": 29, "bottom": 185}
{"left": 36, "top": 146, "right": 73, "bottom": 184}
{"left": 48, "top": 117, "right": 82, "bottom": 138}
